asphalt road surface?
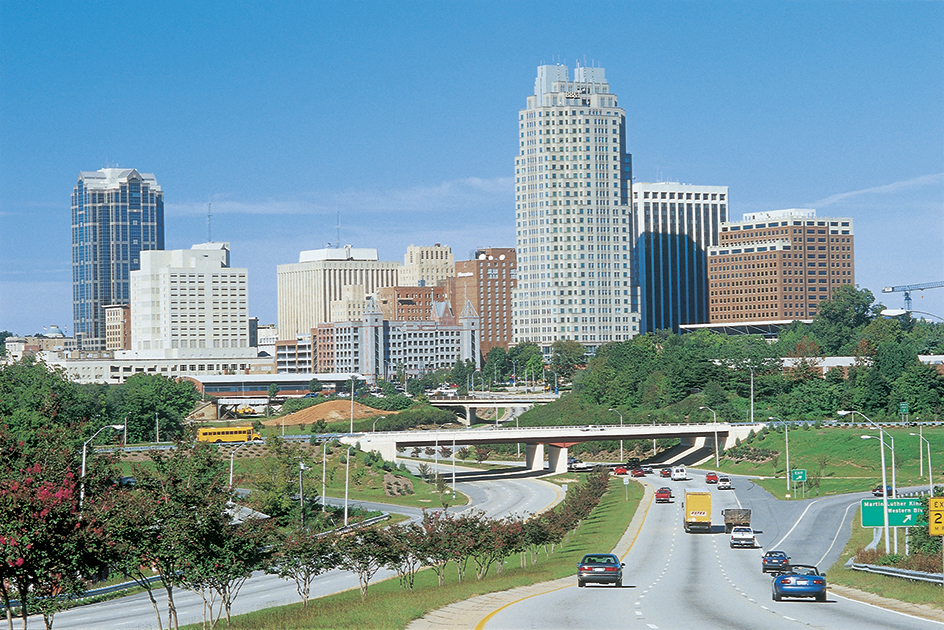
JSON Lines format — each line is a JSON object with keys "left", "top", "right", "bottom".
{"left": 482, "top": 470, "right": 942, "bottom": 630}
{"left": 17, "top": 471, "right": 560, "bottom": 630}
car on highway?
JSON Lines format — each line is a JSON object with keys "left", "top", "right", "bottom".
{"left": 762, "top": 550, "right": 791, "bottom": 573}
{"left": 642, "top": 465, "right": 654, "bottom": 474}
{"left": 717, "top": 476, "right": 732, "bottom": 490}
{"left": 613, "top": 466, "right": 628, "bottom": 475}
{"left": 576, "top": 553, "right": 624, "bottom": 588}
{"left": 705, "top": 472, "right": 719, "bottom": 484}
{"left": 631, "top": 468, "right": 646, "bottom": 477}
{"left": 660, "top": 467, "right": 672, "bottom": 478}
{"left": 872, "top": 484, "right": 893, "bottom": 497}
{"left": 730, "top": 526, "right": 756, "bottom": 548}
{"left": 771, "top": 564, "right": 827, "bottom": 602}
{"left": 655, "top": 487, "right": 673, "bottom": 503}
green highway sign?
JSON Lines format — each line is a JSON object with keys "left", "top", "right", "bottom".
{"left": 791, "top": 469, "right": 807, "bottom": 482}
{"left": 900, "top": 402, "right": 909, "bottom": 414}
{"left": 861, "top": 498, "right": 924, "bottom": 528}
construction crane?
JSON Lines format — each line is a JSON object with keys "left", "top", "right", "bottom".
{"left": 882, "top": 281, "right": 944, "bottom": 310}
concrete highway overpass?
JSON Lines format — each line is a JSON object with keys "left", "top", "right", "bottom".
{"left": 427, "top": 393, "right": 559, "bottom": 425}
{"left": 342, "top": 422, "right": 762, "bottom": 474}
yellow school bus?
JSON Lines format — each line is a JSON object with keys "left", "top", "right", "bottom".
{"left": 196, "top": 426, "right": 262, "bottom": 443}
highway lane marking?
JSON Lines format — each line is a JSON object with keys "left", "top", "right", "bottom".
{"left": 771, "top": 498, "right": 824, "bottom": 549}
{"left": 472, "top": 583, "right": 571, "bottom": 630}
{"left": 831, "top": 591, "right": 944, "bottom": 625}
{"left": 635, "top": 611, "right": 643, "bottom": 616}
{"left": 816, "top": 499, "right": 859, "bottom": 568}
{"left": 646, "top": 625, "right": 658, "bottom": 629}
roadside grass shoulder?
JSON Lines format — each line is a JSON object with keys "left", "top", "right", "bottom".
{"left": 828, "top": 507, "right": 944, "bottom": 611}
{"left": 180, "top": 478, "right": 644, "bottom": 630}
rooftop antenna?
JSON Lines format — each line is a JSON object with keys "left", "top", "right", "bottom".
{"left": 207, "top": 200, "right": 212, "bottom": 242}
{"left": 335, "top": 211, "right": 341, "bottom": 248}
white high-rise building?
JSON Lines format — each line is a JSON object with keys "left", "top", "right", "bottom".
{"left": 513, "top": 64, "right": 637, "bottom": 355}
{"left": 129, "top": 242, "right": 253, "bottom": 357}
{"left": 400, "top": 243, "right": 454, "bottom": 287}
{"left": 277, "top": 245, "right": 399, "bottom": 339}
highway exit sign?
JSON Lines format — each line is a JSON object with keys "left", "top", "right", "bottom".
{"left": 929, "top": 498, "right": 944, "bottom": 536}
{"left": 861, "top": 497, "right": 924, "bottom": 528}
{"left": 791, "top": 469, "right": 806, "bottom": 482}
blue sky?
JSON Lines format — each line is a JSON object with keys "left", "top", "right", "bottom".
{"left": 1, "top": 1, "right": 942, "bottom": 335}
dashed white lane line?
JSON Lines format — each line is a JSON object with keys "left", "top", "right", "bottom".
{"left": 635, "top": 611, "right": 644, "bottom": 617}
{"left": 783, "top": 616, "right": 797, "bottom": 621}
{"left": 646, "top": 625, "right": 659, "bottom": 629}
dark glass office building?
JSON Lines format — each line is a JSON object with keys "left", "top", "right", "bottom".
{"left": 72, "top": 169, "right": 164, "bottom": 350}
{"left": 631, "top": 182, "right": 727, "bottom": 333}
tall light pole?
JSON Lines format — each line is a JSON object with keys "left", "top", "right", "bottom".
{"left": 861, "top": 434, "right": 891, "bottom": 554}
{"left": 841, "top": 410, "right": 896, "bottom": 552}
{"left": 769, "top": 416, "right": 789, "bottom": 493}
{"left": 343, "top": 446, "right": 353, "bottom": 526}
{"left": 322, "top": 440, "right": 327, "bottom": 513}
{"left": 700, "top": 406, "right": 719, "bottom": 467}
{"left": 373, "top": 416, "right": 385, "bottom": 432}
{"left": 81, "top": 425, "right": 123, "bottom": 509}
{"left": 155, "top": 411, "right": 160, "bottom": 443}
{"left": 911, "top": 432, "right": 933, "bottom": 495}
{"left": 609, "top": 408, "right": 624, "bottom": 463}
{"left": 123, "top": 412, "right": 129, "bottom": 445}
{"left": 229, "top": 441, "right": 252, "bottom": 487}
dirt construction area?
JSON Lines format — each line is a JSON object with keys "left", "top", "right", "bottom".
{"left": 262, "top": 399, "right": 388, "bottom": 428}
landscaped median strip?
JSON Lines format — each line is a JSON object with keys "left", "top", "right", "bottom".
{"left": 407, "top": 482, "right": 654, "bottom": 630}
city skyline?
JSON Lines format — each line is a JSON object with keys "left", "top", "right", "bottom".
{"left": 1, "top": 1, "right": 942, "bottom": 336}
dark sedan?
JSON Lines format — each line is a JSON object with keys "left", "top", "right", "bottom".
{"left": 577, "top": 553, "right": 624, "bottom": 588}
{"left": 771, "top": 564, "right": 827, "bottom": 602}
{"left": 762, "top": 550, "right": 790, "bottom": 573}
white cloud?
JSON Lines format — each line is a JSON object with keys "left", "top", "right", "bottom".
{"left": 810, "top": 173, "right": 944, "bottom": 208}
{"left": 166, "top": 176, "right": 514, "bottom": 217}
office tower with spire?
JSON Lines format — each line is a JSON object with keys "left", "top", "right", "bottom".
{"left": 72, "top": 168, "right": 164, "bottom": 350}
{"left": 513, "top": 64, "right": 638, "bottom": 355}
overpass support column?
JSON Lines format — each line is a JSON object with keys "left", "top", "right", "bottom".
{"left": 458, "top": 406, "right": 471, "bottom": 426}
{"left": 525, "top": 443, "right": 545, "bottom": 472}
{"left": 547, "top": 445, "right": 568, "bottom": 475}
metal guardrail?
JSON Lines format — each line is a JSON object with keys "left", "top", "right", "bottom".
{"left": 1, "top": 576, "right": 162, "bottom": 610}
{"left": 847, "top": 560, "right": 944, "bottom": 585}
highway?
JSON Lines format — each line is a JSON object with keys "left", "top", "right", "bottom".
{"left": 16, "top": 470, "right": 561, "bottom": 630}
{"left": 481, "top": 470, "right": 943, "bottom": 630}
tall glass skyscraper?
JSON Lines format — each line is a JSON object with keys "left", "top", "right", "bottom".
{"left": 513, "top": 64, "right": 639, "bottom": 356}
{"left": 72, "top": 168, "right": 164, "bottom": 350}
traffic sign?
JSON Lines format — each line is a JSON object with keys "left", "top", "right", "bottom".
{"left": 899, "top": 402, "right": 909, "bottom": 415}
{"left": 861, "top": 497, "right": 924, "bottom": 528}
{"left": 929, "top": 498, "right": 944, "bottom": 536}
{"left": 791, "top": 469, "right": 806, "bottom": 482}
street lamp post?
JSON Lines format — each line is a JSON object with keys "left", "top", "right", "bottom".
{"left": 911, "top": 432, "right": 933, "bottom": 495}
{"left": 609, "top": 408, "right": 624, "bottom": 463}
{"left": 699, "top": 406, "right": 720, "bottom": 468}
{"left": 769, "top": 417, "right": 789, "bottom": 493}
{"left": 81, "top": 425, "right": 123, "bottom": 509}
{"left": 861, "top": 434, "right": 891, "bottom": 554}
{"left": 155, "top": 412, "right": 160, "bottom": 443}
{"left": 123, "top": 412, "right": 129, "bottom": 445}
{"left": 373, "top": 416, "right": 385, "bottom": 432}
{"left": 322, "top": 440, "right": 327, "bottom": 513}
{"left": 841, "top": 410, "right": 896, "bottom": 552}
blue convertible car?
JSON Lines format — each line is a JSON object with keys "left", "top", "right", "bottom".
{"left": 771, "top": 564, "right": 827, "bottom": 602}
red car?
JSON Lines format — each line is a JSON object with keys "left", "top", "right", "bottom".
{"left": 613, "top": 466, "right": 628, "bottom": 475}
{"left": 660, "top": 468, "right": 672, "bottom": 478}
{"left": 705, "top": 472, "right": 719, "bottom": 484}
{"left": 631, "top": 468, "right": 646, "bottom": 477}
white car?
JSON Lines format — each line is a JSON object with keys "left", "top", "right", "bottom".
{"left": 730, "top": 526, "right": 756, "bottom": 548}
{"left": 671, "top": 466, "right": 687, "bottom": 481}
{"left": 718, "top": 477, "right": 732, "bottom": 490}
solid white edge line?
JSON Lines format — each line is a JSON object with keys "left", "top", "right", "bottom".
{"left": 816, "top": 500, "right": 859, "bottom": 567}
{"left": 772, "top": 498, "right": 823, "bottom": 549}
{"left": 832, "top": 592, "right": 944, "bottom": 625}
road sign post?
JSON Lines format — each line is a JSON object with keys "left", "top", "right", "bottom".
{"left": 861, "top": 498, "right": 924, "bottom": 528}
{"left": 790, "top": 469, "right": 806, "bottom": 498}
